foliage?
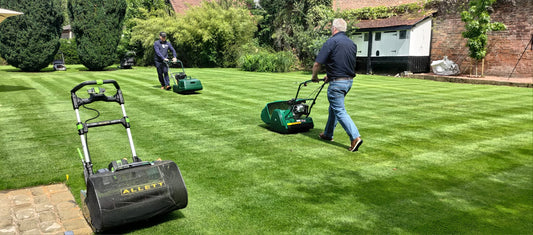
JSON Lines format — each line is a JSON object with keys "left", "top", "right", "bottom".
{"left": 338, "top": 1, "right": 430, "bottom": 21}
{"left": 58, "top": 38, "right": 80, "bottom": 64}
{"left": 238, "top": 49, "right": 297, "bottom": 72}
{"left": 116, "top": 0, "right": 175, "bottom": 63}
{"left": 173, "top": 1, "right": 259, "bottom": 67}
{"left": 68, "top": 0, "right": 127, "bottom": 70}
{"left": 461, "top": 0, "right": 506, "bottom": 61}
{"left": 0, "top": 0, "right": 64, "bottom": 72}
{"left": 130, "top": 1, "right": 258, "bottom": 67}
{"left": 254, "top": 0, "right": 333, "bottom": 68}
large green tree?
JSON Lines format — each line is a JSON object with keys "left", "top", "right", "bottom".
{"left": 68, "top": 0, "right": 127, "bottom": 70}
{"left": 130, "top": 1, "right": 258, "bottom": 67}
{"left": 255, "top": 0, "right": 333, "bottom": 66}
{"left": 0, "top": 0, "right": 64, "bottom": 72}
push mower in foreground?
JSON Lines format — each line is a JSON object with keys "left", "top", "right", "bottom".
{"left": 70, "top": 80, "right": 188, "bottom": 232}
{"left": 261, "top": 79, "right": 326, "bottom": 134}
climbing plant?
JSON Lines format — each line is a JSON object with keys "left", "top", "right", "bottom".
{"left": 461, "top": 0, "right": 506, "bottom": 76}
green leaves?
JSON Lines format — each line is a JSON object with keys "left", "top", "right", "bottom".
{"left": 68, "top": 0, "right": 127, "bottom": 70}
{"left": 461, "top": 0, "right": 507, "bottom": 61}
{"left": 0, "top": 0, "right": 64, "bottom": 72}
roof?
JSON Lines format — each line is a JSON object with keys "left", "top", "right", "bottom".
{"left": 334, "top": 0, "right": 421, "bottom": 10}
{"left": 352, "top": 13, "right": 433, "bottom": 31}
{"left": 169, "top": 0, "right": 205, "bottom": 14}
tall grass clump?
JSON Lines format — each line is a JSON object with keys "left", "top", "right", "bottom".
{"left": 238, "top": 50, "right": 297, "bottom": 72}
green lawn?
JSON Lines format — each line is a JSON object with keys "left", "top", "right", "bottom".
{"left": 0, "top": 65, "right": 531, "bottom": 234}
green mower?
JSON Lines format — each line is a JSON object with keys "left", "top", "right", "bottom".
{"left": 167, "top": 60, "right": 203, "bottom": 94}
{"left": 261, "top": 79, "right": 326, "bottom": 134}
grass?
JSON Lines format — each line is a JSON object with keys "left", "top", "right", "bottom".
{"left": 0, "top": 65, "right": 532, "bottom": 234}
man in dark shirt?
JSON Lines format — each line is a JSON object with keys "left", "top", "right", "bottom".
{"left": 154, "top": 32, "right": 177, "bottom": 90}
{"left": 312, "top": 18, "right": 363, "bottom": 152}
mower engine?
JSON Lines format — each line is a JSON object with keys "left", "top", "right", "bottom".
{"left": 289, "top": 99, "right": 309, "bottom": 119}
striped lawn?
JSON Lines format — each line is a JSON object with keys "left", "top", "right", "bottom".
{"left": 0, "top": 65, "right": 531, "bottom": 234}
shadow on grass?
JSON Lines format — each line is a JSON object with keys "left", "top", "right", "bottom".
{"left": 96, "top": 210, "right": 186, "bottom": 234}
{"left": 300, "top": 128, "right": 350, "bottom": 149}
{"left": 0, "top": 85, "right": 35, "bottom": 92}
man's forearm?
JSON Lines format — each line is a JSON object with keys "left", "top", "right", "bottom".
{"left": 312, "top": 62, "right": 321, "bottom": 80}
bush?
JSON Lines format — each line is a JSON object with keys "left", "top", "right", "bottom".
{"left": 238, "top": 50, "right": 297, "bottom": 72}
{"left": 68, "top": 0, "right": 127, "bottom": 70}
{"left": 58, "top": 39, "right": 80, "bottom": 64}
{"left": 0, "top": 0, "right": 64, "bottom": 71}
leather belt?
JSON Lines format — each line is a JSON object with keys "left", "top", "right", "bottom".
{"left": 331, "top": 77, "right": 353, "bottom": 81}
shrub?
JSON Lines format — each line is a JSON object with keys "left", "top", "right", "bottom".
{"left": 68, "top": 0, "right": 127, "bottom": 70}
{"left": 239, "top": 50, "right": 297, "bottom": 72}
{"left": 58, "top": 38, "right": 80, "bottom": 64}
{"left": 0, "top": 0, "right": 64, "bottom": 71}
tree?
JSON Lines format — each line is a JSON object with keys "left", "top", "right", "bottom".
{"left": 130, "top": 1, "right": 258, "bottom": 67}
{"left": 461, "top": 0, "right": 506, "bottom": 76}
{"left": 68, "top": 0, "right": 127, "bottom": 70}
{"left": 254, "top": 0, "right": 333, "bottom": 66}
{"left": 0, "top": 0, "right": 64, "bottom": 72}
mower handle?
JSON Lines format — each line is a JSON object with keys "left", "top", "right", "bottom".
{"left": 71, "top": 80, "right": 124, "bottom": 110}
{"left": 71, "top": 80, "right": 120, "bottom": 93}
{"left": 301, "top": 78, "right": 326, "bottom": 86}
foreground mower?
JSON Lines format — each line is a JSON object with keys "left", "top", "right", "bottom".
{"left": 261, "top": 79, "right": 326, "bottom": 134}
{"left": 70, "top": 80, "right": 187, "bottom": 232}
{"left": 167, "top": 60, "right": 203, "bottom": 94}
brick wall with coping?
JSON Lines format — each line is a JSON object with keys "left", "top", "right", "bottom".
{"left": 431, "top": 0, "right": 532, "bottom": 78}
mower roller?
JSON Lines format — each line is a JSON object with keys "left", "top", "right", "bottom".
{"left": 70, "top": 80, "right": 187, "bottom": 232}
{"left": 167, "top": 60, "right": 203, "bottom": 94}
{"left": 261, "top": 79, "right": 326, "bottom": 134}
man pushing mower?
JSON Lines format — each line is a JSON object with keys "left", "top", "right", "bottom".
{"left": 154, "top": 32, "right": 177, "bottom": 90}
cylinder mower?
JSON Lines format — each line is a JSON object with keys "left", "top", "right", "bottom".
{"left": 70, "top": 80, "right": 188, "bottom": 232}
{"left": 167, "top": 60, "right": 203, "bottom": 94}
{"left": 261, "top": 79, "right": 326, "bottom": 134}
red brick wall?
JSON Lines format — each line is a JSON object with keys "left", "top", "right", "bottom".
{"left": 431, "top": 0, "right": 532, "bottom": 78}
{"left": 333, "top": 0, "right": 422, "bottom": 10}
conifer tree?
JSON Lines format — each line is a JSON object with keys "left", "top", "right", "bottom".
{"left": 68, "top": 0, "right": 126, "bottom": 70}
{"left": 0, "top": 0, "right": 63, "bottom": 72}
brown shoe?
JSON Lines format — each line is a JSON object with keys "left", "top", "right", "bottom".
{"left": 348, "top": 137, "right": 363, "bottom": 152}
{"left": 318, "top": 133, "right": 333, "bottom": 141}
{"left": 165, "top": 86, "right": 171, "bottom": 90}
{"left": 161, "top": 86, "right": 165, "bottom": 89}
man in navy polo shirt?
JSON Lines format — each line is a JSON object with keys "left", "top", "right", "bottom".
{"left": 154, "top": 32, "right": 177, "bottom": 90}
{"left": 311, "top": 18, "right": 363, "bottom": 152}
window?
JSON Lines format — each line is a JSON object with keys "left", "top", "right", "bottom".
{"left": 399, "top": 30, "right": 407, "bottom": 39}
{"left": 374, "top": 32, "right": 381, "bottom": 41}
{"left": 363, "top": 33, "right": 369, "bottom": 41}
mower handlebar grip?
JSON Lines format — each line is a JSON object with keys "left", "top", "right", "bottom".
{"left": 301, "top": 78, "right": 325, "bottom": 86}
{"left": 70, "top": 80, "right": 124, "bottom": 110}
{"left": 71, "top": 80, "right": 120, "bottom": 94}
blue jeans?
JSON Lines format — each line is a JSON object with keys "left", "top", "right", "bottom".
{"left": 155, "top": 60, "right": 170, "bottom": 87}
{"left": 323, "top": 79, "right": 360, "bottom": 141}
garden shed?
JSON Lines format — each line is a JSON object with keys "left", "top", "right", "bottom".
{"left": 351, "top": 14, "right": 433, "bottom": 74}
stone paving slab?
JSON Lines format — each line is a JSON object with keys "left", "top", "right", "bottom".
{"left": 0, "top": 184, "right": 92, "bottom": 235}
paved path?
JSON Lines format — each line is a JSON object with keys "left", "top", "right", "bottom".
{"left": 0, "top": 184, "right": 92, "bottom": 235}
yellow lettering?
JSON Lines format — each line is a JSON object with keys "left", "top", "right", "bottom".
{"left": 121, "top": 182, "right": 165, "bottom": 196}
